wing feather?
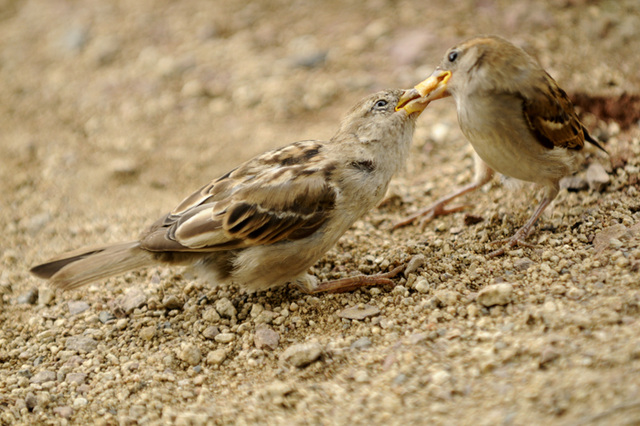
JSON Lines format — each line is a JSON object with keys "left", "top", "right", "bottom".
{"left": 139, "top": 141, "right": 337, "bottom": 253}
{"left": 521, "top": 73, "right": 588, "bottom": 150}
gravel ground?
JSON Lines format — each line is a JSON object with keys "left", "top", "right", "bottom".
{"left": 1, "top": 0, "right": 640, "bottom": 424}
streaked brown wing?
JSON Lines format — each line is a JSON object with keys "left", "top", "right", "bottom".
{"left": 521, "top": 73, "right": 586, "bottom": 150}
{"left": 139, "top": 140, "right": 337, "bottom": 252}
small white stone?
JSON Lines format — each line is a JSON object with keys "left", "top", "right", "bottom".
{"left": 414, "top": 278, "right": 430, "bottom": 294}
{"left": 73, "top": 397, "right": 88, "bottom": 408}
{"left": 280, "top": 342, "right": 323, "bottom": 368}
{"left": 215, "top": 298, "right": 237, "bottom": 318}
{"left": 178, "top": 343, "right": 202, "bottom": 366}
{"left": 477, "top": 283, "right": 513, "bottom": 307}
{"left": 431, "top": 369, "right": 451, "bottom": 386}
{"left": 206, "top": 349, "right": 227, "bottom": 366}
{"left": 214, "top": 333, "right": 235, "bottom": 343}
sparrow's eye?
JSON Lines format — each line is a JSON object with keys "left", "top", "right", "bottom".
{"left": 448, "top": 50, "right": 458, "bottom": 62}
{"left": 374, "top": 99, "right": 388, "bottom": 109}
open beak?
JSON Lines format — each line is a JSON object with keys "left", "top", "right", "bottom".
{"left": 395, "top": 91, "right": 430, "bottom": 116}
{"left": 395, "top": 69, "right": 452, "bottom": 112}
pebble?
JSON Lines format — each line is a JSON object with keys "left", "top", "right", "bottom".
{"left": 477, "top": 283, "right": 513, "bottom": 307}
{"left": 98, "top": 311, "right": 116, "bottom": 324}
{"left": 120, "top": 288, "right": 147, "bottom": 314}
{"left": 254, "top": 324, "right": 280, "bottom": 350}
{"left": 65, "top": 336, "right": 98, "bottom": 353}
{"left": 206, "top": 349, "right": 227, "bottom": 366}
{"left": 560, "top": 176, "right": 588, "bottom": 192}
{"left": 38, "top": 287, "right": 55, "bottom": 306}
{"left": 65, "top": 373, "right": 87, "bottom": 385}
{"left": 139, "top": 326, "right": 156, "bottom": 341}
{"left": 414, "top": 278, "right": 430, "bottom": 294}
{"left": 353, "top": 370, "right": 369, "bottom": 383}
{"left": 24, "top": 212, "right": 51, "bottom": 234}
{"left": 513, "top": 257, "right": 535, "bottom": 271}
{"left": 202, "top": 326, "right": 220, "bottom": 340}
{"left": 291, "top": 51, "right": 327, "bottom": 68}
{"left": 73, "top": 397, "right": 88, "bottom": 408}
{"left": 280, "top": 342, "right": 323, "bottom": 368}
{"left": 202, "top": 307, "right": 221, "bottom": 322}
{"left": 258, "top": 380, "right": 294, "bottom": 404}
{"left": 30, "top": 370, "right": 56, "bottom": 384}
{"left": 593, "top": 224, "right": 628, "bottom": 254}
{"left": 108, "top": 158, "right": 139, "bottom": 179}
{"left": 250, "top": 303, "right": 264, "bottom": 318}
{"left": 254, "top": 310, "right": 277, "bottom": 324}
{"left": 17, "top": 288, "right": 38, "bottom": 305}
{"left": 25, "top": 393, "right": 37, "bottom": 410}
{"left": 162, "top": 295, "right": 184, "bottom": 310}
{"left": 409, "top": 333, "right": 429, "bottom": 345}
{"left": 586, "top": 162, "right": 610, "bottom": 192}
{"left": 431, "top": 369, "right": 451, "bottom": 386}
{"left": 178, "top": 343, "right": 202, "bottom": 366}
{"left": 214, "top": 333, "right": 235, "bottom": 343}
{"left": 215, "top": 297, "right": 237, "bottom": 318}
{"left": 351, "top": 337, "right": 372, "bottom": 350}
{"left": 181, "top": 79, "right": 205, "bottom": 98}
{"left": 115, "top": 318, "right": 128, "bottom": 330}
{"left": 404, "top": 254, "right": 426, "bottom": 275}
{"left": 53, "top": 406, "right": 73, "bottom": 419}
{"left": 338, "top": 304, "right": 380, "bottom": 320}
{"left": 539, "top": 347, "right": 561, "bottom": 367}
{"left": 61, "top": 26, "right": 88, "bottom": 52}
{"left": 435, "top": 290, "right": 458, "bottom": 307}
{"left": 566, "top": 287, "right": 586, "bottom": 300}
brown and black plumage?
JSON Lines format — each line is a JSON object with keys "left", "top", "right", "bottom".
{"left": 31, "top": 89, "right": 430, "bottom": 292}
{"left": 395, "top": 35, "right": 605, "bottom": 256}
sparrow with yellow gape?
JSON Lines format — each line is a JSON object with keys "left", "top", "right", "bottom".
{"left": 31, "top": 90, "right": 431, "bottom": 293}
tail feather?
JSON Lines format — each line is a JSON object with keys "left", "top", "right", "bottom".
{"left": 30, "top": 242, "right": 154, "bottom": 290}
{"left": 584, "top": 126, "right": 607, "bottom": 153}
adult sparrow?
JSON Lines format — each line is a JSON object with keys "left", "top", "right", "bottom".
{"left": 395, "top": 35, "right": 605, "bottom": 256}
{"left": 30, "top": 89, "right": 430, "bottom": 293}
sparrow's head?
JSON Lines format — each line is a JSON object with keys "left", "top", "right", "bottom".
{"left": 398, "top": 35, "right": 542, "bottom": 107}
{"left": 339, "top": 89, "right": 430, "bottom": 137}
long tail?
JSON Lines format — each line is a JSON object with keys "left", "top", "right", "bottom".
{"left": 30, "top": 241, "right": 155, "bottom": 290}
{"left": 584, "top": 125, "right": 607, "bottom": 153}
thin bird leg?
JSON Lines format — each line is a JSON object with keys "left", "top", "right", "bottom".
{"left": 301, "top": 265, "right": 405, "bottom": 294}
{"left": 488, "top": 184, "right": 558, "bottom": 257}
{"left": 393, "top": 154, "right": 494, "bottom": 230}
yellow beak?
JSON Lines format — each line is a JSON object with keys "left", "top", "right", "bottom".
{"left": 395, "top": 69, "right": 452, "bottom": 112}
{"left": 395, "top": 89, "right": 430, "bottom": 116}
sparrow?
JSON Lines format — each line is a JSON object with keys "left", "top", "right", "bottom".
{"left": 30, "top": 89, "right": 430, "bottom": 293}
{"left": 395, "top": 35, "right": 605, "bottom": 256}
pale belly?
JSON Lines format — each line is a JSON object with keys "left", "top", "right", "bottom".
{"left": 458, "top": 97, "right": 575, "bottom": 184}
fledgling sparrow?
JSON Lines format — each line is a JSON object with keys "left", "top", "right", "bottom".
{"left": 30, "top": 89, "right": 430, "bottom": 293}
{"left": 395, "top": 35, "right": 605, "bottom": 256}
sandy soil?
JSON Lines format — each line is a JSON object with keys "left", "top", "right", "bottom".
{"left": 1, "top": 0, "right": 640, "bottom": 424}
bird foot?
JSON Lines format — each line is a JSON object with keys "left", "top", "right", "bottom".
{"left": 487, "top": 229, "right": 534, "bottom": 257}
{"left": 300, "top": 265, "right": 405, "bottom": 294}
{"left": 392, "top": 203, "right": 469, "bottom": 230}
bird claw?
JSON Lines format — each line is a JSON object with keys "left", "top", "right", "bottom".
{"left": 392, "top": 203, "right": 470, "bottom": 230}
{"left": 486, "top": 230, "right": 534, "bottom": 257}
{"left": 302, "top": 265, "right": 405, "bottom": 294}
